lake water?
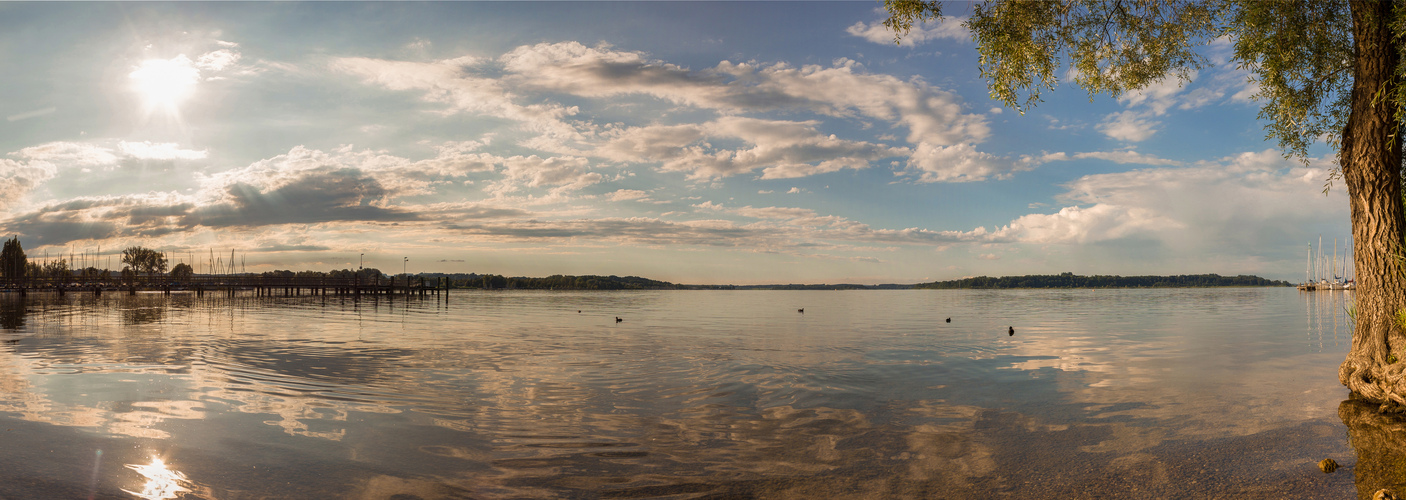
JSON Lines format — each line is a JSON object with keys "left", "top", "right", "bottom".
{"left": 0, "top": 288, "right": 1371, "bottom": 498}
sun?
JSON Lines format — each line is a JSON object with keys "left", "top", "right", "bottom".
{"left": 129, "top": 56, "right": 199, "bottom": 115}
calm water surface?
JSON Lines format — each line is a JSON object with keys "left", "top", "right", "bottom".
{"left": 0, "top": 289, "right": 1368, "bottom": 498}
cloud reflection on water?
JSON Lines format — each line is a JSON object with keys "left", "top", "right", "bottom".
{"left": 0, "top": 290, "right": 1365, "bottom": 497}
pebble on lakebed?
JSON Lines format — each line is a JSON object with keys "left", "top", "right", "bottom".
{"left": 1318, "top": 458, "right": 1338, "bottom": 473}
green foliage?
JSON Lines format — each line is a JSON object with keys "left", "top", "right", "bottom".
{"left": 1228, "top": 0, "right": 1352, "bottom": 162}
{"left": 0, "top": 236, "right": 26, "bottom": 279}
{"left": 882, "top": 0, "right": 1368, "bottom": 166}
{"left": 915, "top": 273, "right": 1291, "bottom": 289}
{"left": 886, "top": 1, "right": 1218, "bottom": 113}
{"left": 170, "top": 263, "right": 194, "bottom": 281}
{"left": 121, "top": 247, "right": 168, "bottom": 276}
{"left": 882, "top": 0, "right": 945, "bottom": 44}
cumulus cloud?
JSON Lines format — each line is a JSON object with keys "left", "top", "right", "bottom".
{"left": 990, "top": 204, "right": 1182, "bottom": 244}
{"left": 501, "top": 42, "right": 992, "bottom": 146}
{"left": 984, "top": 149, "right": 1343, "bottom": 255}
{"left": 488, "top": 155, "right": 601, "bottom": 196}
{"left": 845, "top": 18, "right": 970, "bottom": 46}
{"left": 904, "top": 142, "right": 1021, "bottom": 183}
{"left": 595, "top": 117, "right": 907, "bottom": 180}
{"left": 0, "top": 159, "right": 58, "bottom": 211}
{"left": 1097, "top": 111, "right": 1159, "bottom": 142}
{"left": 344, "top": 42, "right": 1014, "bottom": 183}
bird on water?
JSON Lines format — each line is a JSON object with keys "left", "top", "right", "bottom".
{"left": 945, "top": 317, "right": 951, "bottom": 323}
{"left": 798, "top": 308, "right": 804, "bottom": 313}
{"left": 1008, "top": 326, "right": 1014, "bottom": 336}
{"left": 616, "top": 317, "right": 623, "bottom": 323}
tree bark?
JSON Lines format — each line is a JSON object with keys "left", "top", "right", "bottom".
{"left": 1339, "top": 0, "right": 1406, "bottom": 407}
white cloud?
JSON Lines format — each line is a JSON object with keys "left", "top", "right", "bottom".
{"left": 985, "top": 149, "right": 1344, "bottom": 252}
{"left": 13, "top": 141, "right": 119, "bottom": 166}
{"left": 990, "top": 204, "right": 1182, "bottom": 244}
{"left": 691, "top": 201, "right": 819, "bottom": 220}
{"left": 595, "top": 117, "right": 907, "bottom": 180}
{"left": 119, "top": 141, "right": 208, "bottom": 160}
{"left": 345, "top": 43, "right": 1011, "bottom": 184}
{"left": 1097, "top": 111, "right": 1159, "bottom": 142}
{"left": 1027, "top": 150, "right": 1181, "bottom": 167}
{"left": 1117, "top": 72, "right": 1193, "bottom": 116}
{"left": 845, "top": 18, "right": 969, "bottom": 46}
{"left": 607, "top": 189, "right": 649, "bottom": 201}
{"left": 195, "top": 49, "right": 241, "bottom": 72}
{"left": 0, "top": 159, "right": 58, "bottom": 210}
{"left": 331, "top": 56, "right": 583, "bottom": 142}
{"left": 904, "top": 142, "right": 1023, "bottom": 183}
{"left": 6, "top": 107, "right": 56, "bottom": 122}
{"left": 500, "top": 42, "right": 991, "bottom": 146}
{"left": 976, "top": 253, "right": 1000, "bottom": 260}
{"left": 489, "top": 155, "right": 601, "bottom": 196}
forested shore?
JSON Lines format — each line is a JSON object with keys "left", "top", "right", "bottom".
{"left": 913, "top": 273, "right": 1292, "bottom": 289}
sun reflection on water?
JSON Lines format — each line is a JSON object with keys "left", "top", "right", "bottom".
{"left": 122, "top": 457, "right": 190, "bottom": 500}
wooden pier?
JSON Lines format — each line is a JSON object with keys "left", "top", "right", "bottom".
{"left": 0, "top": 275, "right": 449, "bottom": 298}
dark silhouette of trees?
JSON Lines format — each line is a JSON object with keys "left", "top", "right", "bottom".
{"left": 41, "top": 259, "right": 69, "bottom": 280}
{"left": 461, "top": 274, "right": 678, "bottom": 290}
{"left": 0, "top": 237, "right": 25, "bottom": 280}
{"left": 170, "top": 263, "right": 194, "bottom": 281}
{"left": 121, "top": 247, "right": 167, "bottom": 277}
{"left": 916, "top": 273, "right": 1291, "bottom": 289}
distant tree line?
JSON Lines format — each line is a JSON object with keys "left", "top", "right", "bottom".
{"left": 915, "top": 273, "right": 1293, "bottom": 289}
{"left": 460, "top": 274, "right": 681, "bottom": 290}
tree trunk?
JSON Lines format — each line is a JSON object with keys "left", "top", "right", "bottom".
{"left": 1339, "top": 0, "right": 1406, "bottom": 407}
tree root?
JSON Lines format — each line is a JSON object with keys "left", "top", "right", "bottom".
{"left": 1342, "top": 359, "right": 1406, "bottom": 411}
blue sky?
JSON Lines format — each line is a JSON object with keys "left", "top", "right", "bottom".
{"left": 0, "top": 2, "right": 1348, "bottom": 284}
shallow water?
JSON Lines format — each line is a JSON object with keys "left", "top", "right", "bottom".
{"left": 0, "top": 288, "right": 1364, "bottom": 498}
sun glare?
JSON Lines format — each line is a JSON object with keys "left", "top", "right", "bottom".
{"left": 123, "top": 457, "right": 190, "bottom": 500}
{"left": 129, "top": 56, "right": 199, "bottom": 115}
